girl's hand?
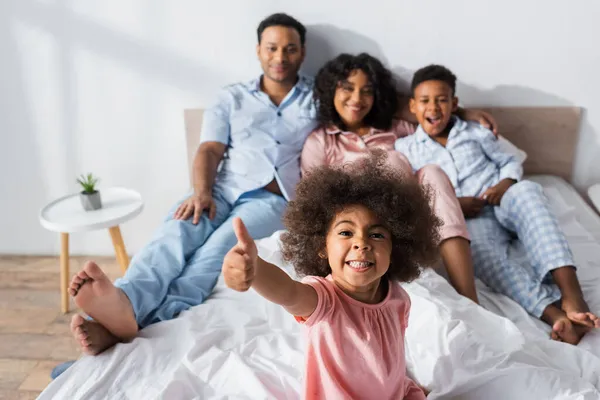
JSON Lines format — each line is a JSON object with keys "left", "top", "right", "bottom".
{"left": 223, "top": 218, "right": 258, "bottom": 292}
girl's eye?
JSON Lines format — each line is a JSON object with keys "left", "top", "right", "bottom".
{"left": 339, "top": 231, "right": 352, "bottom": 236}
{"left": 370, "top": 233, "right": 385, "bottom": 239}
{"left": 438, "top": 98, "right": 448, "bottom": 103}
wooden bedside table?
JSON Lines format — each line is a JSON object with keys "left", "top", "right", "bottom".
{"left": 39, "top": 187, "right": 144, "bottom": 313}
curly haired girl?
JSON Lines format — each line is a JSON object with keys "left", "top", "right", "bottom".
{"left": 223, "top": 152, "right": 440, "bottom": 399}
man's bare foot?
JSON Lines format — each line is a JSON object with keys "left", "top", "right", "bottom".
{"left": 70, "top": 314, "right": 120, "bottom": 355}
{"left": 543, "top": 304, "right": 587, "bottom": 345}
{"left": 69, "top": 261, "right": 138, "bottom": 339}
{"left": 561, "top": 296, "right": 600, "bottom": 328}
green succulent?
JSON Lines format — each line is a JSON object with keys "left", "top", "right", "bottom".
{"left": 77, "top": 173, "right": 99, "bottom": 193}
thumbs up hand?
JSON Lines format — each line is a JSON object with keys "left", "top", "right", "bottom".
{"left": 223, "top": 217, "right": 258, "bottom": 292}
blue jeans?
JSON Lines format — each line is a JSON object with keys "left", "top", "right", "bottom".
{"left": 115, "top": 187, "right": 287, "bottom": 328}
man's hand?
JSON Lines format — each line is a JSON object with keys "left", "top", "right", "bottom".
{"left": 461, "top": 108, "right": 498, "bottom": 136}
{"left": 223, "top": 218, "right": 258, "bottom": 292}
{"left": 173, "top": 193, "right": 217, "bottom": 224}
{"left": 480, "top": 179, "right": 516, "bottom": 206}
{"left": 458, "top": 197, "right": 486, "bottom": 218}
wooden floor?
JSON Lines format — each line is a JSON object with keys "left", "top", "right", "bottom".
{"left": 0, "top": 256, "right": 122, "bottom": 400}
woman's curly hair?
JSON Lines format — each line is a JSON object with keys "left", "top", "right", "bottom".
{"left": 313, "top": 53, "right": 399, "bottom": 131}
{"left": 280, "top": 151, "right": 441, "bottom": 283}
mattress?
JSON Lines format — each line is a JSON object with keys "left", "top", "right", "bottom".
{"left": 38, "top": 175, "right": 600, "bottom": 400}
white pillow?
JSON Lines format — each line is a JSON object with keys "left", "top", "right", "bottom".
{"left": 497, "top": 135, "right": 527, "bottom": 164}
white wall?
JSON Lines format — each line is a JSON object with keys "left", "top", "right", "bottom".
{"left": 1, "top": 0, "right": 599, "bottom": 255}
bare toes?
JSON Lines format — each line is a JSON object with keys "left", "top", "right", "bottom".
{"left": 75, "top": 330, "right": 88, "bottom": 341}
{"left": 76, "top": 270, "right": 91, "bottom": 281}
{"left": 70, "top": 314, "right": 85, "bottom": 330}
{"left": 567, "top": 312, "right": 595, "bottom": 327}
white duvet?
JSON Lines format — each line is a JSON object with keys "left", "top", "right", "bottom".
{"left": 40, "top": 176, "right": 600, "bottom": 400}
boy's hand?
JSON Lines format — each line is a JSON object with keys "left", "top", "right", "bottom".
{"left": 223, "top": 217, "right": 258, "bottom": 292}
{"left": 458, "top": 197, "right": 486, "bottom": 218}
{"left": 480, "top": 179, "right": 516, "bottom": 206}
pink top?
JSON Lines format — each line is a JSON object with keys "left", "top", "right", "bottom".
{"left": 301, "top": 119, "right": 417, "bottom": 176}
{"left": 297, "top": 275, "right": 425, "bottom": 400}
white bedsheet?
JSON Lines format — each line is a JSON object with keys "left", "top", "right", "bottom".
{"left": 39, "top": 176, "right": 600, "bottom": 400}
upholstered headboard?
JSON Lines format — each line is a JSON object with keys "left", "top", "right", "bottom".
{"left": 184, "top": 107, "right": 582, "bottom": 184}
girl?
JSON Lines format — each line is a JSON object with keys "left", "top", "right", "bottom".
{"left": 223, "top": 153, "right": 441, "bottom": 399}
{"left": 301, "top": 52, "right": 496, "bottom": 304}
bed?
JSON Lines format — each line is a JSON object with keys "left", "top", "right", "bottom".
{"left": 38, "top": 107, "right": 600, "bottom": 400}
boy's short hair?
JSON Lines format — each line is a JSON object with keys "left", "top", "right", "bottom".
{"left": 257, "top": 13, "right": 306, "bottom": 46}
{"left": 411, "top": 64, "right": 457, "bottom": 97}
{"left": 280, "top": 151, "right": 441, "bottom": 283}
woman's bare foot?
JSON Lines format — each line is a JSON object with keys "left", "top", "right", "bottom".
{"left": 69, "top": 261, "right": 138, "bottom": 339}
{"left": 70, "top": 314, "right": 120, "bottom": 355}
{"left": 543, "top": 304, "right": 587, "bottom": 345}
{"left": 561, "top": 296, "right": 600, "bottom": 328}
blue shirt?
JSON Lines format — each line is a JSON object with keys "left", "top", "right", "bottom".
{"left": 200, "top": 75, "right": 317, "bottom": 203}
{"left": 394, "top": 117, "right": 523, "bottom": 197}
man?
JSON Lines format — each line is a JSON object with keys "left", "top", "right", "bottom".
{"left": 67, "top": 13, "right": 316, "bottom": 358}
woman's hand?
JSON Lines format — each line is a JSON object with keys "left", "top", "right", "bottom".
{"left": 459, "top": 108, "right": 498, "bottom": 136}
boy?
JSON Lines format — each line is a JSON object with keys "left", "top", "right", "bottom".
{"left": 395, "top": 64, "right": 600, "bottom": 344}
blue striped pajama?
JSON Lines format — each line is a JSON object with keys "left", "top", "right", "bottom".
{"left": 466, "top": 180, "right": 574, "bottom": 317}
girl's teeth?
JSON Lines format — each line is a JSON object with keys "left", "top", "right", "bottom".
{"left": 348, "top": 261, "right": 371, "bottom": 268}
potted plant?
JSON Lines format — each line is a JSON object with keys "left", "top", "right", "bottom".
{"left": 77, "top": 173, "right": 102, "bottom": 211}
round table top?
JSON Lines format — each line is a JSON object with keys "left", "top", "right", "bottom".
{"left": 39, "top": 187, "right": 144, "bottom": 233}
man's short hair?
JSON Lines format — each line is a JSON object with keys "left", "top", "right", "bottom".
{"left": 257, "top": 13, "right": 306, "bottom": 45}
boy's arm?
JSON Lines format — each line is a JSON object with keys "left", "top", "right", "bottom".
{"left": 476, "top": 128, "right": 523, "bottom": 182}
{"left": 223, "top": 217, "right": 318, "bottom": 318}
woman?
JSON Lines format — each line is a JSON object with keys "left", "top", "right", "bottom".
{"left": 301, "top": 53, "right": 497, "bottom": 304}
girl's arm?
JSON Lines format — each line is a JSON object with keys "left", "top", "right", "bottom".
{"left": 252, "top": 257, "right": 318, "bottom": 317}
{"left": 223, "top": 217, "right": 318, "bottom": 318}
